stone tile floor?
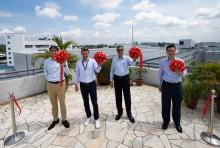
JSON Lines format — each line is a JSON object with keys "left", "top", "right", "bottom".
{"left": 0, "top": 84, "right": 220, "bottom": 148}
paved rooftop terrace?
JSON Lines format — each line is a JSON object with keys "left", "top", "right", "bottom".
{"left": 0, "top": 85, "right": 220, "bottom": 148}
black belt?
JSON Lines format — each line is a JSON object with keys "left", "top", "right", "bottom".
{"left": 80, "top": 80, "right": 95, "bottom": 86}
{"left": 163, "top": 80, "right": 181, "bottom": 86}
{"left": 48, "top": 81, "right": 61, "bottom": 84}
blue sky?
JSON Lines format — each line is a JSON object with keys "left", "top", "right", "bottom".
{"left": 0, "top": 0, "right": 220, "bottom": 44}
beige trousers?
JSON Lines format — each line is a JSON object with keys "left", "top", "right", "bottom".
{"left": 47, "top": 81, "right": 67, "bottom": 121}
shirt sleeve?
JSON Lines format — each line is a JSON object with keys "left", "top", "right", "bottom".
{"left": 75, "top": 61, "right": 80, "bottom": 84}
{"left": 158, "top": 60, "right": 164, "bottom": 85}
{"left": 128, "top": 56, "right": 136, "bottom": 66}
{"left": 44, "top": 60, "right": 48, "bottom": 81}
{"left": 110, "top": 58, "right": 115, "bottom": 81}
{"left": 93, "top": 59, "right": 101, "bottom": 73}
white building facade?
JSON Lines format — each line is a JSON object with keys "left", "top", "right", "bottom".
{"left": 5, "top": 33, "right": 56, "bottom": 66}
{"left": 179, "top": 39, "right": 195, "bottom": 49}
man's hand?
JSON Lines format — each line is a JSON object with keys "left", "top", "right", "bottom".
{"left": 175, "top": 69, "right": 183, "bottom": 76}
{"left": 75, "top": 84, "right": 79, "bottom": 92}
{"left": 110, "top": 81, "right": 113, "bottom": 88}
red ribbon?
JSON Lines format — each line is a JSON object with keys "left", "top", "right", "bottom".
{"left": 94, "top": 51, "right": 107, "bottom": 65}
{"left": 11, "top": 96, "right": 21, "bottom": 115}
{"left": 202, "top": 95, "right": 211, "bottom": 115}
{"left": 129, "top": 47, "right": 143, "bottom": 70}
{"left": 54, "top": 50, "right": 69, "bottom": 86}
{"left": 60, "top": 64, "right": 63, "bottom": 86}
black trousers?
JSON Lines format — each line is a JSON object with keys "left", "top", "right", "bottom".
{"left": 80, "top": 80, "right": 99, "bottom": 120}
{"left": 161, "top": 80, "right": 182, "bottom": 126}
{"left": 114, "top": 74, "right": 132, "bottom": 117}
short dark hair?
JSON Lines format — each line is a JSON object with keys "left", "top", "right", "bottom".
{"left": 49, "top": 46, "right": 59, "bottom": 51}
{"left": 166, "top": 44, "right": 176, "bottom": 51}
{"left": 81, "top": 47, "right": 89, "bottom": 52}
{"left": 116, "top": 45, "right": 124, "bottom": 50}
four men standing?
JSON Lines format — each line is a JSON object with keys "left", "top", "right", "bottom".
{"left": 45, "top": 44, "right": 185, "bottom": 132}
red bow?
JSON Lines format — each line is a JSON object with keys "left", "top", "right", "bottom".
{"left": 94, "top": 51, "right": 107, "bottom": 65}
{"left": 129, "top": 47, "right": 143, "bottom": 70}
{"left": 169, "top": 59, "right": 185, "bottom": 72}
{"left": 54, "top": 50, "right": 70, "bottom": 86}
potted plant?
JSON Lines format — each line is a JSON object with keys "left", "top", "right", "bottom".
{"left": 96, "top": 59, "right": 111, "bottom": 85}
{"left": 183, "top": 78, "right": 201, "bottom": 109}
{"left": 134, "top": 66, "right": 147, "bottom": 86}
{"left": 129, "top": 67, "right": 133, "bottom": 86}
{"left": 183, "top": 62, "right": 220, "bottom": 111}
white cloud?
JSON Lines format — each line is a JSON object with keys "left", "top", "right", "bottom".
{"left": 93, "top": 12, "right": 120, "bottom": 27}
{"left": 123, "top": 20, "right": 135, "bottom": 26}
{"left": 63, "top": 15, "right": 78, "bottom": 21}
{"left": 0, "top": 11, "right": 12, "bottom": 17}
{"left": 0, "top": 26, "right": 26, "bottom": 35}
{"left": 81, "top": 0, "right": 123, "bottom": 9}
{"left": 35, "top": 2, "right": 61, "bottom": 19}
{"left": 195, "top": 7, "right": 220, "bottom": 19}
{"left": 132, "top": 0, "right": 155, "bottom": 11}
{"left": 61, "top": 28, "right": 84, "bottom": 38}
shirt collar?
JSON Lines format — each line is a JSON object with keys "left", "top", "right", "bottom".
{"left": 117, "top": 55, "right": 125, "bottom": 59}
{"left": 165, "top": 56, "right": 176, "bottom": 61}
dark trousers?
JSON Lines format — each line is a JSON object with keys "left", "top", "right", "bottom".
{"left": 114, "top": 74, "right": 132, "bottom": 117}
{"left": 161, "top": 80, "right": 182, "bottom": 126}
{"left": 80, "top": 80, "right": 99, "bottom": 120}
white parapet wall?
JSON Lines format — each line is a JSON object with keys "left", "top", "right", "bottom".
{"left": 0, "top": 74, "right": 47, "bottom": 103}
{"left": 143, "top": 68, "right": 160, "bottom": 86}
{"left": 0, "top": 71, "right": 76, "bottom": 104}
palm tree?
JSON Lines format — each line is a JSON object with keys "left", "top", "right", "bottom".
{"left": 32, "top": 35, "right": 79, "bottom": 88}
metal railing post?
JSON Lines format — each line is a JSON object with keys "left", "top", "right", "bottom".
{"left": 201, "top": 90, "right": 220, "bottom": 146}
{"left": 4, "top": 92, "right": 25, "bottom": 146}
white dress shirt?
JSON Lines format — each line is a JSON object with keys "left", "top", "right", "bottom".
{"left": 44, "top": 58, "right": 69, "bottom": 82}
{"left": 158, "top": 57, "right": 187, "bottom": 84}
{"left": 75, "top": 57, "right": 101, "bottom": 84}
{"left": 110, "top": 55, "right": 135, "bottom": 81}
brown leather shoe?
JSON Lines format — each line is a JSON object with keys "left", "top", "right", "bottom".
{"left": 48, "top": 119, "right": 59, "bottom": 130}
{"left": 62, "top": 120, "right": 70, "bottom": 128}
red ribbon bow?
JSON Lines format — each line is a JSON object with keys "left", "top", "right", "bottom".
{"left": 54, "top": 50, "right": 70, "bottom": 86}
{"left": 169, "top": 59, "right": 185, "bottom": 72}
{"left": 129, "top": 47, "right": 143, "bottom": 70}
{"left": 94, "top": 51, "right": 107, "bottom": 65}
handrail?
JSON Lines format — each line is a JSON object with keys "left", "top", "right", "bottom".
{"left": 0, "top": 68, "right": 44, "bottom": 80}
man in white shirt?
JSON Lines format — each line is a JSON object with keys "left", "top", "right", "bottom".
{"left": 44, "top": 46, "right": 70, "bottom": 130}
{"left": 75, "top": 47, "right": 102, "bottom": 128}
{"left": 110, "top": 45, "right": 136, "bottom": 123}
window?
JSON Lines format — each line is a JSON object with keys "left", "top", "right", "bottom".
{"left": 8, "top": 48, "right": 11, "bottom": 50}
{"left": 8, "top": 52, "right": 11, "bottom": 55}
{"left": 8, "top": 57, "right": 11, "bottom": 59}
{"left": 9, "top": 61, "right": 12, "bottom": 64}
{"left": 7, "top": 35, "right": 11, "bottom": 39}
{"left": 179, "top": 41, "right": 184, "bottom": 45}
{"left": 7, "top": 42, "right": 10, "bottom": 44}
{"left": 25, "top": 45, "right": 33, "bottom": 48}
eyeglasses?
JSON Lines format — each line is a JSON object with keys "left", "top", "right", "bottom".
{"left": 50, "top": 50, "right": 57, "bottom": 53}
{"left": 117, "top": 50, "right": 123, "bottom": 52}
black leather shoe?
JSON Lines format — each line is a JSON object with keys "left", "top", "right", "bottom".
{"left": 115, "top": 114, "right": 122, "bottom": 121}
{"left": 48, "top": 119, "right": 59, "bottom": 130}
{"left": 128, "top": 116, "right": 135, "bottom": 123}
{"left": 162, "top": 123, "right": 168, "bottom": 130}
{"left": 175, "top": 125, "right": 182, "bottom": 133}
{"left": 62, "top": 120, "right": 70, "bottom": 128}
